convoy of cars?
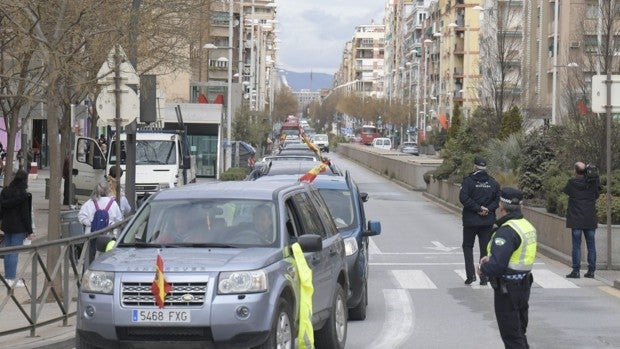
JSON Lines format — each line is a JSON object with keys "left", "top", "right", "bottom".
{"left": 77, "top": 133, "right": 382, "bottom": 348}
{"left": 77, "top": 181, "right": 349, "bottom": 349}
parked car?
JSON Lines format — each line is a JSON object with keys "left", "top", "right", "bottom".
{"left": 371, "top": 137, "right": 392, "bottom": 150}
{"left": 398, "top": 141, "right": 419, "bottom": 156}
{"left": 311, "top": 133, "right": 330, "bottom": 153}
{"left": 77, "top": 181, "right": 349, "bottom": 349}
{"left": 253, "top": 171, "right": 382, "bottom": 320}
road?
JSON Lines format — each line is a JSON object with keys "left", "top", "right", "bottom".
{"left": 330, "top": 152, "right": 620, "bottom": 348}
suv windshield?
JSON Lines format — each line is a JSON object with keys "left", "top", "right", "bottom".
{"left": 119, "top": 199, "right": 278, "bottom": 247}
{"left": 318, "top": 188, "right": 357, "bottom": 230}
{"left": 108, "top": 140, "right": 177, "bottom": 165}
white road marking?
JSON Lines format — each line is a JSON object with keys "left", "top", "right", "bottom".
{"left": 455, "top": 269, "right": 491, "bottom": 289}
{"left": 426, "top": 241, "right": 460, "bottom": 252}
{"left": 366, "top": 289, "right": 414, "bottom": 348}
{"left": 392, "top": 270, "right": 437, "bottom": 289}
{"left": 532, "top": 269, "right": 579, "bottom": 288}
{"left": 368, "top": 238, "right": 382, "bottom": 255}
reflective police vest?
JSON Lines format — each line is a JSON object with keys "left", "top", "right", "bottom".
{"left": 488, "top": 218, "right": 537, "bottom": 271}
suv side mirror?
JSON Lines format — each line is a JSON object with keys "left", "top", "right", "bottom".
{"left": 363, "top": 220, "right": 381, "bottom": 237}
{"left": 360, "top": 192, "right": 369, "bottom": 202}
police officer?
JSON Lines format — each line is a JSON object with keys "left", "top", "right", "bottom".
{"left": 478, "top": 187, "right": 537, "bottom": 349}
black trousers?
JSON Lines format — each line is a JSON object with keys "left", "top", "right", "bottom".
{"left": 494, "top": 275, "right": 533, "bottom": 349}
{"left": 462, "top": 225, "right": 493, "bottom": 278}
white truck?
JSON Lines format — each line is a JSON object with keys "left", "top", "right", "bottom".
{"left": 72, "top": 130, "right": 196, "bottom": 203}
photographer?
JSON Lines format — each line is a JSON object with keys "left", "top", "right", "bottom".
{"left": 564, "top": 161, "right": 601, "bottom": 279}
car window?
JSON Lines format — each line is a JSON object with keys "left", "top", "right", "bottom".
{"left": 318, "top": 188, "right": 356, "bottom": 230}
{"left": 119, "top": 199, "right": 277, "bottom": 246}
{"left": 291, "top": 192, "right": 326, "bottom": 238}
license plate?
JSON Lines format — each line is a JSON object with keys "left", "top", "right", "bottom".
{"left": 132, "top": 309, "right": 191, "bottom": 323}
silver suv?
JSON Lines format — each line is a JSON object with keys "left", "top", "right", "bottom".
{"left": 76, "top": 181, "right": 349, "bottom": 349}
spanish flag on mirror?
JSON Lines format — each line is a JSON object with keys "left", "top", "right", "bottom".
{"left": 151, "top": 251, "right": 172, "bottom": 309}
{"left": 299, "top": 162, "right": 327, "bottom": 183}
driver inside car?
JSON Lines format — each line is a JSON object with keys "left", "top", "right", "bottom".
{"left": 252, "top": 204, "right": 274, "bottom": 243}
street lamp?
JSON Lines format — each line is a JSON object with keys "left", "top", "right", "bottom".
{"left": 406, "top": 61, "right": 413, "bottom": 141}
{"left": 551, "top": 62, "right": 579, "bottom": 124}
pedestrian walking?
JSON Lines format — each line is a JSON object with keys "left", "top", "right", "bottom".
{"left": 564, "top": 161, "right": 601, "bottom": 279}
{"left": 106, "top": 166, "right": 132, "bottom": 216}
{"left": 459, "top": 155, "right": 500, "bottom": 285}
{"left": 1, "top": 169, "right": 34, "bottom": 287}
{"left": 78, "top": 181, "right": 123, "bottom": 263}
{"left": 478, "top": 187, "right": 537, "bottom": 349}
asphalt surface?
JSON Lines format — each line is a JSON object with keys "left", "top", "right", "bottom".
{"left": 2, "top": 166, "right": 619, "bottom": 349}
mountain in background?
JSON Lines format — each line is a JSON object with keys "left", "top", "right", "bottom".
{"left": 280, "top": 70, "right": 333, "bottom": 92}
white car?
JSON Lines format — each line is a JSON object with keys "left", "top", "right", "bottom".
{"left": 372, "top": 137, "right": 392, "bottom": 150}
{"left": 311, "top": 133, "right": 329, "bottom": 153}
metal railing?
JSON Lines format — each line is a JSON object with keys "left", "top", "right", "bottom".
{"left": 0, "top": 218, "right": 131, "bottom": 338}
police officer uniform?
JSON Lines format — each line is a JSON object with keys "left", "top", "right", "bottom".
{"left": 479, "top": 187, "right": 537, "bottom": 349}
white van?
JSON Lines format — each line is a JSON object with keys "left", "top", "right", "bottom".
{"left": 72, "top": 131, "right": 196, "bottom": 203}
{"left": 371, "top": 137, "right": 392, "bottom": 150}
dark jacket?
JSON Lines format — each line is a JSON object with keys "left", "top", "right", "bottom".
{"left": 563, "top": 175, "right": 600, "bottom": 229}
{"left": 1, "top": 188, "right": 33, "bottom": 235}
{"left": 459, "top": 170, "right": 500, "bottom": 227}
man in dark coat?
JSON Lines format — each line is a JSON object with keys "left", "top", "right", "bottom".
{"left": 564, "top": 161, "right": 601, "bottom": 278}
{"left": 459, "top": 156, "right": 501, "bottom": 285}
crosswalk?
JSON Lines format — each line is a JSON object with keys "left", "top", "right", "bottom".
{"left": 386, "top": 268, "right": 581, "bottom": 290}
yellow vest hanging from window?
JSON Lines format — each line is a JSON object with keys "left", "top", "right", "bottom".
{"left": 292, "top": 242, "right": 314, "bottom": 349}
{"left": 488, "top": 218, "right": 537, "bottom": 271}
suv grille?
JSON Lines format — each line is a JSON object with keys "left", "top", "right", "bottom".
{"left": 121, "top": 282, "right": 208, "bottom": 307}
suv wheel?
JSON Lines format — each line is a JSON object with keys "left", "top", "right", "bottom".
{"left": 315, "top": 284, "right": 347, "bottom": 349}
{"left": 255, "top": 298, "right": 294, "bottom": 349}
{"left": 348, "top": 280, "right": 367, "bottom": 321}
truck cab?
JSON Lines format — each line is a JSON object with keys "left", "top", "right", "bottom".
{"left": 72, "top": 130, "right": 196, "bottom": 203}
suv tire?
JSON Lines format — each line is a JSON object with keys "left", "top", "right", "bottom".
{"left": 255, "top": 297, "right": 294, "bottom": 349}
{"left": 315, "top": 284, "right": 347, "bottom": 349}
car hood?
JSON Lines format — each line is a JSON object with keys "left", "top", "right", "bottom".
{"left": 91, "top": 247, "right": 282, "bottom": 272}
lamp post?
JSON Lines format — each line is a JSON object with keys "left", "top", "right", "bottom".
{"left": 406, "top": 61, "right": 413, "bottom": 141}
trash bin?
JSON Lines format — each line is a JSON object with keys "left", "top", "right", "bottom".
{"left": 60, "top": 210, "right": 84, "bottom": 238}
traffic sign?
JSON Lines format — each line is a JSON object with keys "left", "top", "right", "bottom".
{"left": 97, "top": 45, "right": 139, "bottom": 85}
{"left": 96, "top": 84, "right": 139, "bottom": 127}
{"left": 591, "top": 74, "right": 620, "bottom": 113}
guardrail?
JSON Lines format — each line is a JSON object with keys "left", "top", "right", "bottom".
{"left": 0, "top": 218, "right": 130, "bottom": 338}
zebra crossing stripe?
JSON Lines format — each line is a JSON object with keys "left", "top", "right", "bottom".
{"left": 368, "top": 237, "right": 382, "bottom": 255}
{"left": 531, "top": 269, "right": 579, "bottom": 288}
{"left": 455, "top": 269, "right": 491, "bottom": 289}
{"left": 391, "top": 270, "right": 437, "bottom": 289}
{"left": 366, "top": 289, "right": 414, "bottom": 348}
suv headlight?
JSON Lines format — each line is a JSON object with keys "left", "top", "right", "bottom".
{"left": 218, "top": 269, "right": 267, "bottom": 294}
{"left": 159, "top": 182, "right": 170, "bottom": 190}
{"left": 343, "top": 237, "right": 359, "bottom": 256}
{"left": 81, "top": 270, "right": 114, "bottom": 294}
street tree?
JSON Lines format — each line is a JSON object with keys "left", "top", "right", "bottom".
{"left": 272, "top": 87, "right": 298, "bottom": 122}
{"left": 476, "top": 0, "right": 523, "bottom": 130}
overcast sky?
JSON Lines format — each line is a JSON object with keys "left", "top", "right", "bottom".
{"left": 276, "top": 1, "right": 385, "bottom": 75}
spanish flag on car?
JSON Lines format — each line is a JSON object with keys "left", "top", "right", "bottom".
{"left": 299, "top": 162, "right": 327, "bottom": 183}
{"left": 151, "top": 251, "right": 172, "bottom": 309}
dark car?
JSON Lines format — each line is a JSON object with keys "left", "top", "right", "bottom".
{"left": 253, "top": 171, "right": 382, "bottom": 320}
{"left": 77, "top": 181, "right": 349, "bottom": 349}
{"left": 398, "top": 141, "right": 419, "bottom": 155}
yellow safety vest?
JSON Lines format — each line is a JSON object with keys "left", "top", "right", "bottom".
{"left": 488, "top": 218, "right": 537, "bottom": 271}
{"left": 291, "top": 242, "right": 314, "bottom": 349}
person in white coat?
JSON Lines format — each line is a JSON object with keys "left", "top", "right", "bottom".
{"left": 78, "top": 180, "right": 123, "bottom": 234}
{"left": 78, "top": 180, "right": 123, "bottom": 263}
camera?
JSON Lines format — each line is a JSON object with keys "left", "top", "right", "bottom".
{"left": 585, "top": 163, "right": 599, "bottom": 182}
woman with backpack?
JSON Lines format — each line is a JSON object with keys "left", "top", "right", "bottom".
{"left": 78, "top": 180, "right": 123, "bottom": 263}
{"left": 1, "top": 169, "right": 34, "bottom": 287}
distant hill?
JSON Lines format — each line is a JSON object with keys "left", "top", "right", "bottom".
{"left": 280, "top": 70, "right": 333, "bottom": 92}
